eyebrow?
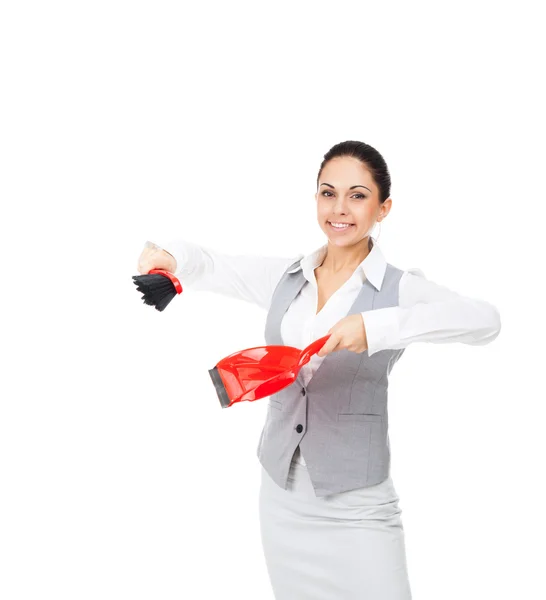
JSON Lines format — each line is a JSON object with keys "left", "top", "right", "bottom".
{"left": 320, "top": 182, "right": 372, "bottom": 193}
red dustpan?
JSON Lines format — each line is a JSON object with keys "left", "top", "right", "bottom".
{"left": 208, "top": 334, "right": 332, "bottom": 408}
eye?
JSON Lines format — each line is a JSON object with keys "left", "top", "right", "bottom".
{"left": 321, "top": 191, "right": 366, "bottom": 199}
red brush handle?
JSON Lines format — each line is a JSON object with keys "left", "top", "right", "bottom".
{"left": 149, "top": 269, "right": 183, "bottom": 294}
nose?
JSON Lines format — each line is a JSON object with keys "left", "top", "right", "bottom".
{"left": 333, "top": 195, "right": 350, "bottom": 214}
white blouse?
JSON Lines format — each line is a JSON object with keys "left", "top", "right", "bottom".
{"left": 151, "top": 237, "right": 502, "bottom": 465}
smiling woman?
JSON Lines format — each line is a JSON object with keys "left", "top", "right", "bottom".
{"left": 146, "top": 139, "right": 501, "bottom": 600}
{"left": 314, "top": 141, "right": 392, "bottom": 275}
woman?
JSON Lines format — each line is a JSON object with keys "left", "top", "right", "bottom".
{"left": 138, "top": 140, "right": 501, "bottom": 599}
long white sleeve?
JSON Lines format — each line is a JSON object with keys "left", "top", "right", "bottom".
{"left": 151, "top": 238, "right": 298, "bottom": 311}
{"left": 361, "top": 268, "right": 502, "bottom": 356}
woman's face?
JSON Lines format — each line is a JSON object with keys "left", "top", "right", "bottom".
{"left": 315, "top": 156, "right": 391, "bottom": 246}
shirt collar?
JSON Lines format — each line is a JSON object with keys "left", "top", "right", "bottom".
{"left": 286, "top": 236, "right": 387, "bottom": 291}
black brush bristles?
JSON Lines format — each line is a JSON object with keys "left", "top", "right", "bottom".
{"left": 132, "top": 273, "right": 177, "bottom": 312}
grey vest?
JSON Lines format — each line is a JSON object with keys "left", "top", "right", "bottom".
{"left": 256, "top": 257, "right": 406, "bottom": 497}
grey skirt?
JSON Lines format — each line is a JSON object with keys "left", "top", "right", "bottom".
{"left": 258, "top": 449, "right": 413, "bottom": 599}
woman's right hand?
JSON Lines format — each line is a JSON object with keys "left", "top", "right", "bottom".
{"left": 137, "top": 241, "right": 177, "bottom": 274}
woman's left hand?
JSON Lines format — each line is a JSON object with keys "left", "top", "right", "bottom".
{"left": 316, "top": 314, "right": 368, "bottom": 357}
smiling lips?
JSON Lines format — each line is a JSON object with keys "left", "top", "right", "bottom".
{"left": 328, "top": 221, "right": 355, "bottom": 231}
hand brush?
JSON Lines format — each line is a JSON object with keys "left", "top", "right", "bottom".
{"left": 208, "top": 334, "right": 332, "bottom": 408}
{"left": 132, "top": 268, "right": 183, "bottom": 312}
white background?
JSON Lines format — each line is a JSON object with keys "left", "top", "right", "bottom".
{"left": 1, "top": 1, "right": 544, "bottom": 599}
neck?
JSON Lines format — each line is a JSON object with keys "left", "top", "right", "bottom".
{"left": 321, "top": 236, "right": 373, "bottom": 274}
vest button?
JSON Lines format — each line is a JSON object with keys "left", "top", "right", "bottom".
{"left": 296, "top": 424, "right": 303, "bottom": 433}
{"left": 301, "top": 388, "right": 306, "bottom": 396}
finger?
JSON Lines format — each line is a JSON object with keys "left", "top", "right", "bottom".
{"left": 330, "top": 336, "right": 345, "bottom": 353}
{"left": 137, "top": 247, "right": 162, "bottom": 274}
{"left": 318, "top": 336, "right": 340, "bottom": 357}
{"left": 137, "top": 257, "right": 149, "bottom": 274}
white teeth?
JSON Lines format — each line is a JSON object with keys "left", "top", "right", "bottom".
{"left": 329, "top": 222, "right": 352, "bottom": 229}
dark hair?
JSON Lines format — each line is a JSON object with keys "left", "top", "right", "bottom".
{"left": 316, "top": 140, "right": 391, "bottom": 204}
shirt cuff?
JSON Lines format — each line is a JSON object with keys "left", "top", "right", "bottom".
{"left": 361, "top": 308, "right": 400, "bottom": 356}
